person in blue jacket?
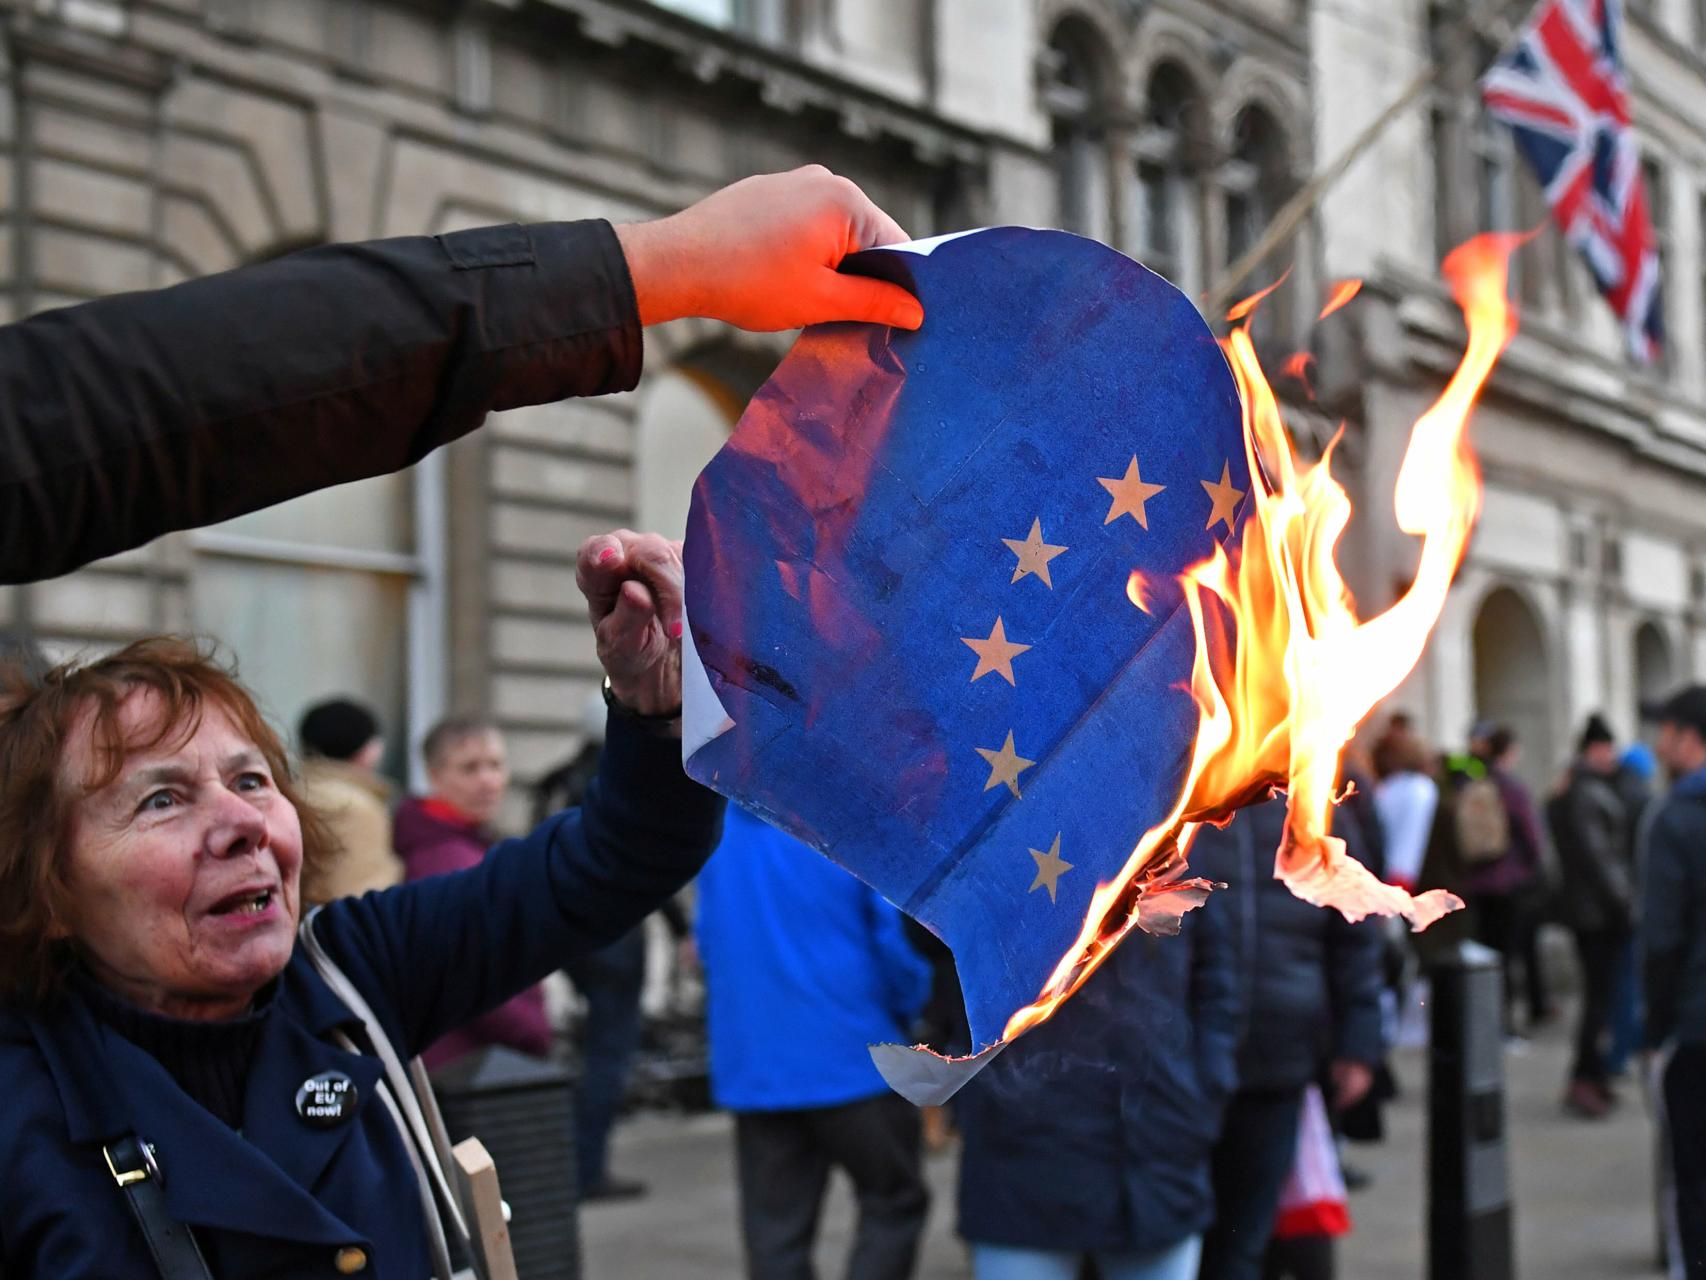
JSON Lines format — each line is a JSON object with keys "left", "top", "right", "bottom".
{"left": 697, "top": 805, "right": 934, "bottom": 1280}
{"left": 1189, "top": 797, "right": 1385, "bottom": 1280}
{"left": 0, "top": 165, "right": 924, "bottom": 1279}
{"left": 954, "top": 889, "right": 1241, "bottom": 1280}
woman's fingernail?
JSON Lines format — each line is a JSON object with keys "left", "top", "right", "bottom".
{"left": 598, "top": 547, "right": 618, "bottom": 564}
{"left": 669, "top": 620, "right": 683, "bottom": 639}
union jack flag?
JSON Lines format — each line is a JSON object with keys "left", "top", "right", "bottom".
{"left": 1481, "top": 0, "right": 1663, "bottom": 362}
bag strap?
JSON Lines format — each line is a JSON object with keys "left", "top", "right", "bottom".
{"left": 298, "top": 910, "right": 476, "bottom": 1278}
{"left": 104, "top": 1135, "right": 214, "bottom": 1280}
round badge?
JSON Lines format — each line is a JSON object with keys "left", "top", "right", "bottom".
{"left": 295, "top": 1071, "right": 358, "bottom": 1128}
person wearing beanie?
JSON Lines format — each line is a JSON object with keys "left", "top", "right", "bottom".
{"left": 297, "top": 696, "right": 402, "bottom": 903}
{"left": 1545, "top": 712, "right": 1635, "bottom": 1117}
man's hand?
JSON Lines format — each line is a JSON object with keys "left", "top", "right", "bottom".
{"left": 576, "top": 530, "right": 683, "bottom": 722}
{"left": 1331, "top": 1058, "right": 1375, "bottom": 1112}
{"left": 615, "top": 166, "right": 924, "bottom": 332}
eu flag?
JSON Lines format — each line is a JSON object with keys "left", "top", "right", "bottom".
{"left": 682, "top": 227, "right": 1246, "bottom": 1095}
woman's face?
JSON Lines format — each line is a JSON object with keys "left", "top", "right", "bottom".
{"left": 60, "top": 692, "right": 303, "bottom": 1020}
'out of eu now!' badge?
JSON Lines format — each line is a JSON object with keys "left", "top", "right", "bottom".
{"left": 296, "top": 1071, "right": 357, "bottom": 1128}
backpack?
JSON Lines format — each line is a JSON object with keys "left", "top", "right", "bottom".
{"left": 1454, "top": 774, "right": 1512, "bottom": 865}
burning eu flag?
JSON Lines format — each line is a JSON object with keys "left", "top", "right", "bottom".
{"left": 681, "top": 227, "right": 1247, "bottom": 1100}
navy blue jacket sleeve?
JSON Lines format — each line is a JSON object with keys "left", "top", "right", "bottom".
{"left": 312, "top": 717, "right": 723, "bottom": 1057}
{"left": 0, "top": 219, "right": 641, "bottom": 583}
{"left": 1642, "top": 806, "right": 1692, "bottom": 1048}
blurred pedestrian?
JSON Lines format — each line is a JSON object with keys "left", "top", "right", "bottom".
{"left": 1372, "top": 730, "right": 1439, "bottom": 894}
{"left": 532, "top": 688, "right": 691, "bottom": 1202}
{"left": 1441, "top": 724, "right": 1548, "bottom": 1034}
{"left": 697, "top": 806, "right": 932, "bottom": 1280}
{"left": 296, "top": 696, "right": 400, "bottom": 903}
{"left": 1546, "top": 714, "right": 1635, "bottom": 1117}
{"left": 397, "top": 715, "right": 551, "bottom": 1069}
{"left": 1606, "top": 741, "right": 1659, "bottom": 1077}
{"left": 953, "top": 887, "right": 1239, "bottom": 1279}
{"left": 1643, "top": 686, "right": 1706, "bottom": 1279}
{"left": 1192, "top": 798, "right": 1385, "bottom": 1280}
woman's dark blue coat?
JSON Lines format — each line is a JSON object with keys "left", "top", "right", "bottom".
{"left": 0, "top": 719, "right": 722, "bottom": 1278}
{"left": 955, "top": 896, "right": 1242, "bottom": 1254}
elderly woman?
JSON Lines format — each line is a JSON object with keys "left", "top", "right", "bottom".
{"left": 0, "top": 530, "right": 714, "bottom": 1277}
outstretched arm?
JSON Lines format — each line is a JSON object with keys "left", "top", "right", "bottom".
{"left": 1, "top": 166, "right": 921, "bottom": 583}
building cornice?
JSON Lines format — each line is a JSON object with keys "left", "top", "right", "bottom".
{"left": 526, "top": 0, "right": 1029, "bottom": 167}
{"left": 1383, "top": 268, "right": 1706, "bottom": 483}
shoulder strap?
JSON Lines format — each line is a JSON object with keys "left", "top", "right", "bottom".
{"left": 104, "top": 1135, "right": 214, "bottom": 1280}
{"left": 298, "top": 910, "right": 476, "bottom": 1279}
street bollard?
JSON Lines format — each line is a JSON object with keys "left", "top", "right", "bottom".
{"left": 434, "top": 1047, "right": 582, "bottom": 1280}
{"left": 1428, "top": 940, "right": 1514, "bottom": 1280}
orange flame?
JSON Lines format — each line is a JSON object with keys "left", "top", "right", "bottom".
{"left": 1126, "top": 570, "right": 1153, "bottom": 614}
{"left": 1003, "top": 235, "right": 1519, "bottom": 1042}
{"left": 1225, "top": 268, "right": 1291, "bottom": 322}
{"left": 1280, "top": 351, "right": 1315, "bottom": 398}
{"left": 1318, "top": 279, "right": 1362, "bottom": 321}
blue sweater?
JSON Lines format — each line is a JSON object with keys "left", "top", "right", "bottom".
{"left": 697, "top": 807, "right": 932, "bottom": 1111}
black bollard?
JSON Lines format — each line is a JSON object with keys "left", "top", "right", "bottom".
{"left": 1428, "top": 940, "right": 1514, "bottom": 1280}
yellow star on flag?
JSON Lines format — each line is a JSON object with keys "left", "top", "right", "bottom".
{"left": 1097, "top": 456, "right": 1166, "bottom": 528}
{"left": 1027, "top": 833, "right": 1073, "bottom": 903}
{"left": 1002, "top": 518, "right": 1068, "bottom": 588}
{"left": 1201, "top": 460, "right": 1246, "bottom": 533}
{"left": 975, "top": 730, "right": 1035, "bottom": 797}
{"left": 961, "top": 617, "right": 1030, "bottom": 686}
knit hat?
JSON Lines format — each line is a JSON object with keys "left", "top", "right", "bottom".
{"left": 1578, "top": 713, "right": 1615, "bottom": 752}
{"left": 299, "top": 698, "right": 380, "bottom": 762}
{"left": 1643, "top": 685, "right": 1706, "bottom": 742}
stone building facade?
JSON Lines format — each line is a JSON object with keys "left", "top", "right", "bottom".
{"left": 10, "top": 0, "right": 1706, "bottom": 806}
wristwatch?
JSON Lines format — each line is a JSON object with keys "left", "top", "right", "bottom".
{"left": 601, "top": 676, "right": 683, "bottom": 732}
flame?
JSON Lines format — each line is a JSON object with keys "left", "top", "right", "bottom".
{"left": 1002, "top": 235, "right": 1519, "bottom": 1043}
{"left": 1318, "top": 279, "right": 1363, "bottom": 321}
{"left": 1126, "top": 570, "right": 1153, "bottom": 614}
{"left": 1225, "top": 268, "right": 1291, "bottom": 322}
{"left": 1281, "top": 351, "right": 1315, "bottom": 397}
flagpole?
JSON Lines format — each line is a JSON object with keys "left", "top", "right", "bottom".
{"left": 1202, "top": 1, "right": 1530, "bottom": 317}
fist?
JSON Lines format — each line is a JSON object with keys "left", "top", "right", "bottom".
{"left": 616, "top": 166, "right": 925, "bottom": 332}
{"left": 576, "top": 530, "right": 684, "bottom": 722}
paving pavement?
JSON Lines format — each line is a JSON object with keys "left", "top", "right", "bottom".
{"left": 581, "top": 1013, "right": 1663, "bottom": 1278}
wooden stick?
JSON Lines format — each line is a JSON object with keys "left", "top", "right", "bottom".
{"left": 452, "top": 1137, "right": 518, "bottom": 1280}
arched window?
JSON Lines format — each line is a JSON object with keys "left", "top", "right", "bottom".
{"left": 1223, "top": 103, "right": 1290, "bottom": 266}
{"left": 1222, "top": 103, "right": 1295, "bottom": 342}
{"left": 1472, "top": 586, "right": 1555, "bottom": 789}
{"left": 1635, "top": 620, "right": 1675, "bottom": 719}
{"left": 1042, "top": 18, "right": 1115, "bottom": 243}
{"left": 1132, "top": 61, "right": 1203, "bottom": 293}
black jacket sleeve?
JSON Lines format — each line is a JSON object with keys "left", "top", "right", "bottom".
{"left": 0, "top": 220, "right": 641, "bottom": 583}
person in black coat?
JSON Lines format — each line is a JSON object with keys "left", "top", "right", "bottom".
{"left": 955, "top": 900, "right": 1240, "bottom": 1280}
{"left": 1645, "top": 687, "right": 1706, "bottom": 1279}
{"left": 1545, "top": 714, "right": 1635, "bottom": 1118}
{"left": 1189, "top": 798, "right": 1386, "bottom": 1280}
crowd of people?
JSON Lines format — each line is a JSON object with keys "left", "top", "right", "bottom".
{"left": 1366, "top": 696, "right": 1706, "bottom": 1277}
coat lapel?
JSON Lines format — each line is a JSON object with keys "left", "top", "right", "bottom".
{"left": 27, "top": 964, "right": 384, "bottom": 1249}
{"left": 241, "top": 1009, "right": 383, "bottom": 1195}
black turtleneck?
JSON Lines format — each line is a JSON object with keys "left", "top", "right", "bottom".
{"left": 78, "top": 975, "right": 274, "bottom": 1128}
